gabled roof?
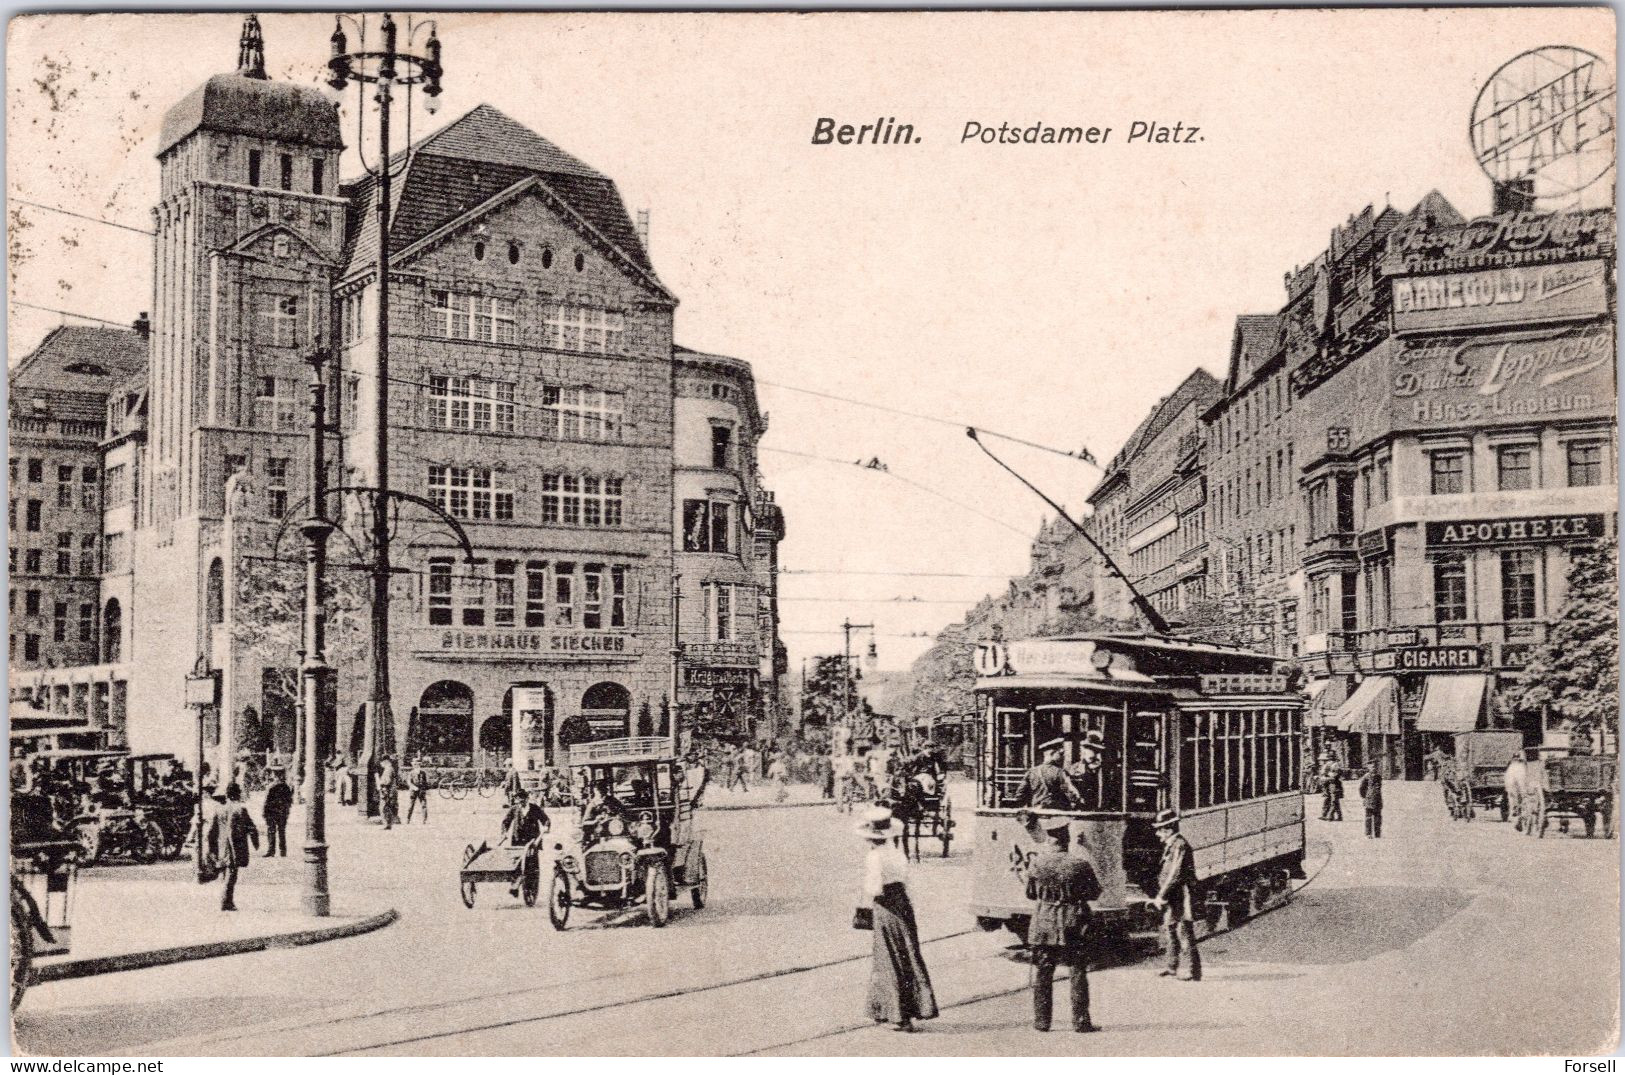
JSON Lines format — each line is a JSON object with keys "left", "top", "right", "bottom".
{"left": 1095, "top": 369, "right": 1221, "bottom": 491}
{"left": 343, "top": 104, "right": 654, "bottom": 284}
{"left": 9, "top": 325, "right": 148, "bottom": 424}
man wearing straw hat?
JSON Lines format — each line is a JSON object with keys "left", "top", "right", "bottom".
{"left": 1026, "top": 816, "right": 1102, "bottom": 1032}
{"left": 1151, "top": 808, "right": 1201, "bottom": 981}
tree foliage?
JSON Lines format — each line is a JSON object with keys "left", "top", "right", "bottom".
{"left": 799, "top": 654, "right": 873, "bottom": 729}
{"left": 232, "top": 555, "right": 370, "bottom": 712}
{"left": 1507, "top": 546, "right": 1619, "bottom": 738}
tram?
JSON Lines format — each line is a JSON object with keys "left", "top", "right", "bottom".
{"left": 970, "top": 633, "right": 1306, "bottom": 942}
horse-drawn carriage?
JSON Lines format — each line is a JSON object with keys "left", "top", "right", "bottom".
{"left": 1445, "top": 731, "right": 1523, "bottom": 821}
{"left": 881, "top": 760, "right": 955, "bottom": 859}
{"left": 1514, "top": 751, "right": 1617, "bottom": 839}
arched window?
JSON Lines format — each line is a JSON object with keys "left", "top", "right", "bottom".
{"left": 206, "top": 558, "right": 225, "bottom": 625}
{"left": 581, "top": 682, "right": 631, "bottom": 740}
{"left": 102, "top": 599, "right": 122, "bottom": 663}
{"left": 417, "top": 680, "right": 475, "bottom": 756}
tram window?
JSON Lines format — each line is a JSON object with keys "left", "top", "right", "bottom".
{"left": 1228, "top": 713, "right": 1245, "bottom": 802}
{"left": 1179, "top": 715, "right": 1197, "bottom": 811}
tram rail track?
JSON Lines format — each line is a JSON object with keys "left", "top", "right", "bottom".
{"left": 309, "top": 838, "right": 1333, "bottom": 1057}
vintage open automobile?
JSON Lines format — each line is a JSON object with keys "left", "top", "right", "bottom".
{"left": 548, "top": 736, "right": 708, "bottom": 929}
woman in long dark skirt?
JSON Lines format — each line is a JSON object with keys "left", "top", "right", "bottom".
{"left": 858, "top": 807, "right": 938, "bottom": 1031}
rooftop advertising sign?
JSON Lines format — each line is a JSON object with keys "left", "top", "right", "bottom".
{"left": 1391, "top": 325, "right": 1616, "bottom": 430}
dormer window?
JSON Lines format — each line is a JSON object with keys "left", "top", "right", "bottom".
{"left": 312, "top": 159, "right": 325, "bottom": 196}
{"left": 279, "top": 154, "right": 293, "bottom": 191}
{"left": 248, "top": 149, "right": 262, "bottom": 187}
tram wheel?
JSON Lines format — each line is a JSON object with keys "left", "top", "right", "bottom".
{"left": 460, "top": 879, "right": 477, "bottom": 909}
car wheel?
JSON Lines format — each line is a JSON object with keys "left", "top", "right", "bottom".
{"left": 521, "top": 865, "right": 540, "bottom": 908}
{"left": 10, "top": 889, "right": 33, "bottom": 1012}
{"left": 691, "top": 853, "right": 708, "bottom": 910}
{"left": 647, "top": 864, "right": 670, "bottom": 927}
{"left": 548, "top": 872, "right": 571, "bottom": 931}
{"left": 460, "top": 879, "right": 477, "bottom": 909}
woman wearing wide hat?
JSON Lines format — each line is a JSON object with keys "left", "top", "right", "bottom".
{"left": 857, "top": 806, "right": 939, "bottom": 1031}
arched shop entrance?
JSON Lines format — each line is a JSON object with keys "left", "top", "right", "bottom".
{"left": 417, "top": 681, "right": 475, "bottom": 756}
{"left": 581, "top": 682, "right": 631, "bottom": 740}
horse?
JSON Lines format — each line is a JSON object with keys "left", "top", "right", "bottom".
{"left": 1503, "top": 757, "right": 1529, "bottom": 831}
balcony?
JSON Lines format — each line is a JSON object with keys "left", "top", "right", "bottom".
{"left": 1302, "top": 531, "right": 1356, "bottom": 568}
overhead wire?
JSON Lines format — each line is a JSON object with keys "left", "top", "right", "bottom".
{"left": 10, "top": 198, "right": 154, "bottom": 236}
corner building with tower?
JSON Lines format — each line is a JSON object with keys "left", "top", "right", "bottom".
{"left": 9, "top": 20, "right": 785, "bottom": 777}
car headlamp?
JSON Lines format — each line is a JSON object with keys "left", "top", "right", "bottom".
{"left": 607, "top": 816, "right": 626, "bottom": 836}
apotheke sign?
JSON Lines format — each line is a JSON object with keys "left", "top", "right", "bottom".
{"left": 1425, "top": 513, "right": 1605, "bottom": 548}
{"left": 1393, "top": 260, "right": 1608, "bottom": 333}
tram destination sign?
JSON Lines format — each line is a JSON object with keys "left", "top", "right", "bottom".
{"left": 1425, "top": 513, "right": 1605, "bottom": 548}
{"left": 1199, "top": 674, "right": 1289, "bottom": 695}
{"left": 1373, "top": 645, "right": 1485, "bottom": 672}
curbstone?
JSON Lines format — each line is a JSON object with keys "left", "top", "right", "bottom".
{"left": 34, "top": 908, "right": 400, "bottom": 984}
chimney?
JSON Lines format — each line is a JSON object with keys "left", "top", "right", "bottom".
{"left": 132, "top": 312, "right": 150, "bottom": 339}
{"left": 636, "top": 209, "right": 650, "bottom": 254}
{"left": 1493, "top": 178, "right": 1535, "bottom": 215}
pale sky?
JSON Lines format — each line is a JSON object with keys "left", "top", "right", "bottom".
{"left": 7, "top": 10, "right": 1615, "bottom": 672}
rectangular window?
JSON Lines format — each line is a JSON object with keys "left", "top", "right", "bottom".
{"left": 26, "top": 500, "right": 41, "bottom": 532}
{"left": 428, "top": 291, "right": 515, "bottom": 343}
{"left": 55, "top": 533, "right": 72, "bottom": 575}
{"left": 429, "top": 465, "right": 514, "bottom": 522}
{"left": 248, "top": 149, "right": 261, "bottom": 187}
{"left": 78, "top": 602, "right": 94, "bottom": 643}
{"left": 525, "top": 561, "right": 548, "bottom": 627}
{"left": 258, "top": 296, "right": 299, "bottom": 348}
{"left": 27, "top": 459, "right": 42, "bottom": 483}
{"left": 105, "top": 464, "right": 128, "bottom": 506}
{"left": 1375, "top": 455, "right": 1390, "bottom": 503}
{"left": 682, "top": 499, "right": 735, "bottom": 553}
{"left": 1433, "top": 557, "right": 1468, "bottom": 623}
{"left": 427, "top": 375, "right": 516, "bottom": 433}
{"left": 541, "top": 386, "right": 624, "bottom": 442}
{"left": 540, "top": 473, "right": 619, "bottom": 529}
{"left": 80, "top": 467, "right": 97, "bottom": 508}
{"left": 57, "top": 465, "right": 74, "bottom": 508}
{"left": 312, "top": 158, "right": 325, "bottom": 196}
{"left": 266, "top": 457, "right": 290, "bottom": 519}
{"left": 253, "top": 376, "right": 301, "bottom": 431}
{"left": 79, "top": 534, "right": 97, "bottom": 576}
{"left": 52, "top": 602, "right": 67, "bottom": 643}
{"left": 1501, "top": 549, "right": 1539, "bottom": 621}
{"left": 460, "top": 559, "right": 488, "bottom": 626}
{"left": 542, "top": 302, "right": 625, "bottom": 354}
{"left": 582, "top": 564, "right": 605, "bottom": 629}
{"left": 554, "top": 563, "right": 575, "bottom": 627}
{"left": 104, "top": 532, "right": 127, "bottom": 572}
{"left": 610, "top": 566, "right": 627, "bottom": 629}
{"left": 712, "top": 426, "right": 733, "bottom": 469}
{"left": 712, "top": 584, "right": 734, "bottom": 641}
{"left": 493, "top": 560, "right": 517, "bottom": 627}
{"left": 1497, "top": 446, "right": 1533, "bottom": 491}
{"left": 1430, "top": 451, "right": 1466, "bottom": 495}
{"left": 428, "top": 558, "right": 453, "bottom": 626}
{"left": 1340, "top": 569, "right": 1359, "bottom": 632}
{"left": 25, "top": 590, "right": 40, "bottom": 615}
{"left": 1567, "top": 441, "right": 1604, "bottom": 487}
{"left": 24, "top": 635, "right": 39, "bottom": 662}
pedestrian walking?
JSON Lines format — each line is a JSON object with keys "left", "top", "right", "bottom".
{"left": 727, "top": 745, "right": 750, "bottom": 793}
{"left": 856, "top": 807, "right": 938, "bottom": 1032}
{"left": 406, "top": 758, "right": 431, "bottom": 824}
{"left": 1027, "top": 817, "right": 1102, "bottom": 1033}
{"left": 769, "top": 754, "right": 790, "bottom": 803}
{"left": 1319, "top": 753, "right": 1344, "bottom": 821}
{"left": 325, "top": 751, "right": 346, "bottom": 796}
{"left": 206, "top": 782, "right": 260, "bottom": 911}
{"left": 1359, "top": 764, "right": 1383, "bottom": 838}
{"left": 261, "top": 768, "right": 292, "bottom": 857}
{"left": 743, "top": 744, "right": 762, "bottom": 784}
{"left": 502, "top": 762, "right": 524, "bottom": 807}
{"left": 1151, "top": 808, "right": 1202, "bottom": 982}
{"left": 377, "top": 754, "right": 399, "bottom": 829}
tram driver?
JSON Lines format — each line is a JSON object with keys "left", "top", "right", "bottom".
{"left": 1012, "top": 737, "right": 1085, "bottom": 812}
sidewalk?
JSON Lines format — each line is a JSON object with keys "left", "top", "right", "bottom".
{"left": 703, "top": 781, "right": 835, "bottom": 811}
{"left": 34, "top": 850, "right": 397, "bottom": 983}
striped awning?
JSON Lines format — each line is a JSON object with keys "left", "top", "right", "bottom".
{"left": 1304, "top": 677, "right": 1348, "bottom": 728}
{"left": 1416, "top": 674, "right": 1487, "bottom": 733}
{"left": 1333, "top": 676, "right": 1399, "bottom": 735}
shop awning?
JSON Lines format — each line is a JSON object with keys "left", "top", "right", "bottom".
{"left": 1304, "top": 677, "right": 1348, "bottom": 728}
{"left": 1415, "top": 674, "right": 1487, "bottom": 733}
{"left": 1333, "top": 676, "right": 1399, "bottom": 735}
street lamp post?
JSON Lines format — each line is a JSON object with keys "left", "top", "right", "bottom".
{"left": 300, "top": 342, "right": 335, "bottom": 916}
{"left": 325, "top": 13, "right": 443, "bottom": 816}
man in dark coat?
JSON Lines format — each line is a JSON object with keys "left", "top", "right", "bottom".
{"left": 1012, "top": 738, "right": 1084, "bottom": 811}
{"left": 1319, "top": 753, "right": 1344, "bottom": 821}
{"left": 262, "top": 769, "right": 293, "bottom": 857}
{"left": 1027, "top": 817, "right": 1102, "bottom": 1032}
{"left": 1358, "top": 764, "right": 1383, "bottom": 838}
{"left": 1151, "top": 808, "right": 1201, "bottom": 981}
{"left": 406, "top": 758, "right": 431, "bottom": 824}
{"left": 207, "top": 782, "right": 260, "bottom": 911}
